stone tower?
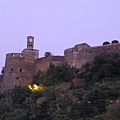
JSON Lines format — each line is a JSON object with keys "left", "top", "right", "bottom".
{"left": 1, "top": 36, "right": 39, "bottom": 91}
{"left": 27, "top": 36, "right": 34, "bottom": 49}
{"left": 22, "top": 36, "right": 39, "bottom": 60}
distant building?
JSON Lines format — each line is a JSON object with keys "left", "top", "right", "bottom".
{"left": 0, "top": 36, "right": 120, "bottom": 92}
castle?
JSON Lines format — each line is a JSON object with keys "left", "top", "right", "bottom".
{"left": 0, "top": 36, "right": 120, "bottom": 92}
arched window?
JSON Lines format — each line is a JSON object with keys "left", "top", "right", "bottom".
{"left": 20, "top": 68, "right": 22, "bottom": 72}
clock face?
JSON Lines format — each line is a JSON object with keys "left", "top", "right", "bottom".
{"left": 29, "top": 38, "right": 33, "bottom": 42}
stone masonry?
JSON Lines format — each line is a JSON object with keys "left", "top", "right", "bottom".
{"left": 0, "top": 36, "right": 120, "bottom": 92}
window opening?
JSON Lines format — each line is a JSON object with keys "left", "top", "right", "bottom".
{"left": 20, "top": 54, "right": 23, "bottom": 57}
{"left": 16, "top": 77, "right": 19, "bottom": 80}
{"left": 20, "top": 69, "right": 22, "bottom": 72}
{"left": 11, "top": 68, "right": 13, "bottom": 72}
{"left": 11, "top": 54, "right": 14, "bottom": 57}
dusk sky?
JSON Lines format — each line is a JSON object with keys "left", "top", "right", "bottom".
{"left": 0, "top": 0, "right": 120, "bottom": 70}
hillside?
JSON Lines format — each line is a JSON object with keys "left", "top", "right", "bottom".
{"left": 0, "top": 53, "right": 120, "bottom": 120}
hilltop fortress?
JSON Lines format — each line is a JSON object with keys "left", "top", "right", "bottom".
{"left": 0, "top": 36, "right": 120, "bottom": 92}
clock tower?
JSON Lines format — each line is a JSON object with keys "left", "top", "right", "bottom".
{"left": 22, "top": 36, "right": 39, "bottom": 60}
{"left": 27, "top": 36, "right": 34, "bottom": 49}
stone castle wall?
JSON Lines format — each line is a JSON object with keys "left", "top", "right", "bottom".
{"left": 35, "top": 56, "right": 65, "bottom": 72}
{"left": 1, "top": 36, "right": 120, "bottom": 92}
{"left": 1, "top": 53, "right": 65, "bottom": 92}
{"left": 22, "top": 49, "right": 39, "bottom": 60}
{"left": 64, "top": 43, "right": 120, "bottom": 69}
{"left": 1, "top": 53, "right": 35, "bottom": 91}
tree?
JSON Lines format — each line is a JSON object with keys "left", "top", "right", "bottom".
{"left": 112, "top": 40, "right": 119, "bottom": 44}
{"left": 33, "top": 64, "right": 76, "bottom": 86}
{"left": 44, "top": 52, "right": 51, "bottom": 57}
{"left": 1, "top": 67, "right": 4, "bottom": 74}
{"left": 103, "top": 41, "right": 110, "bottom": 45}
{"left": 11, "top": 86, "right": 32, "bottom": 104}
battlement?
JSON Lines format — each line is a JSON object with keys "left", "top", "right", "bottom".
{"left": 35, "top": 56, "right": 65, "bottom": 63}
{"left": 51, "top": 56, "right": 65, "bottom": 61}
{"left": 6, "top": 53, "right": 23, "bottom": 59}
{"left": 64, "top": 48, "right": 73, "bottom": 54}
{"left": 64, "top": 43, "right": 91, "bottom": 55}
{"left": 35, "top": 56, "right": 65, "bottom": 72}
{"left": 35, "top": 56, "right": 51, "bottom": 63}
{"left": 65, "top": 42, "right": 120, "bottom": 68}
{"left": 1, "top": 36, "right": 120, "bottom": 92}
{"left": 22, "top": 49, "right": 39, "bottom": 60}
{"left": 74, "top": 43, "right": 91, "bottom": 52}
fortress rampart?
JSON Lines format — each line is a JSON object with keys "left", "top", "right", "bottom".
{"left": 35, "top": 56, "right": 65, "bottom": 72}
{"left": 0, "top": 36, "right": 120, "bottom": 92}
{"left": 22, "top": 49, "right": 39, "bottom": 60}
{"left": 2, "top": 52, "right": 35, "bottom": 91}
{"left": 6, "top": 53, "right": 24, "bottom": 59}
{"left": 64, "top": 43, "right": 120, "bottom": 68}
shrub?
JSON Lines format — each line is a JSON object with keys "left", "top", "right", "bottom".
{"left": 1, "top": 67, "right": 4, "bottom": 74}
{"left": 33, "top": 64, "right": 76, "bottom": 86}
{"left": 103, "top": 41, "right": 110, "bottom": 45}
{"left": 11, "top": 86, "right": 32, "bottom": 104}
{"left": 111, "top": 40, "right": 119, "bottom": 44}
{"left": 44, "top": 52, "right": 51, "bottom": 57}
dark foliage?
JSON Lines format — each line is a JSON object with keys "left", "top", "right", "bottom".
{"left": 103, "top": 41, "right": 110, "bottom": 45}
{"left": 44, "top": 52, "right": 51, "bottom": 57}
{"left": 33, "top": 64, "right": 76, "bottom": 86}
{"left": 111, "top": 40, "right": 119, "bottom": 44}
{"left": 0, "top": 53, "right": 120, "bottom": 120}
{"left": 11, "top": 86, "right": 32, "bottom": 104}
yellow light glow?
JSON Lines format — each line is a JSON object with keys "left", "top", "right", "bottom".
{"left": 33, "top": 84, "right": 38, "bottom": 90}
{"left": 28, "top": 84, "right": 44, "bottom": 92}
{"left": 28, "top": 85, "right": 32, "bottom": 90}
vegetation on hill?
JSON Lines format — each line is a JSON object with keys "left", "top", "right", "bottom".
{"left": 0, "top": 53, "right": 120, "bottom": 120}
{"left": 32, "top": 64, "right": 76, "bottom": 86}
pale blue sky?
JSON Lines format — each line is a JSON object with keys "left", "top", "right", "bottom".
{"left": 0, "top": 0, "right": 120, "bottom": 69}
